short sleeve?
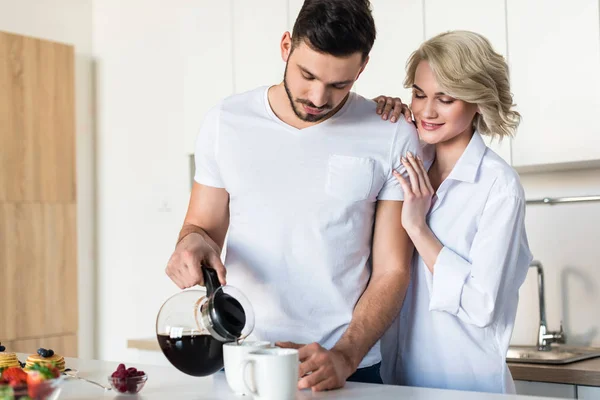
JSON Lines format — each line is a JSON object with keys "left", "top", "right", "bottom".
{"left": 377, "top": 120, "right": 421, "bottom": 201}
{"left": 194, "top": 102, "right": 225, "bottom": 188}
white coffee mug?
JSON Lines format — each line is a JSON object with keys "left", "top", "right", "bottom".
{"left": 223, "top": 341, "right": 272, "bottom": 395}
{"left": 242, "top": 348, "right": 299, "bottom": 400}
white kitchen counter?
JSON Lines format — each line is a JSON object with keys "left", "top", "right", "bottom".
{"left": 37, "top": 355, "right": 565, "bottom": 400}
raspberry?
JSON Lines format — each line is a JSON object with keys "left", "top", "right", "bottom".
{"left": 117, "top": 363, "right": 126, "bottom": 371}
{"left": 136, "top": 371, "right": 145, "bottom": 377}
{"left": 127, "top": 380, "right": 138, "bottom": 393}
{"left": 126, "top": 367, "right": 137, "bottom": 377}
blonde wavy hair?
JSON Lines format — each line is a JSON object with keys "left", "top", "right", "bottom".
{"left": 404, "top": 30, "right": 520, "bottom": 138}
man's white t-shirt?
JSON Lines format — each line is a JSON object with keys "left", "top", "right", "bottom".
{"left": 194, "top": 86, "right": 420, "bottom": 368}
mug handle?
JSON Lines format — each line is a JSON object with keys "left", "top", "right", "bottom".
{"left": 242, "top": 359, "right": 259, "bottom": 396}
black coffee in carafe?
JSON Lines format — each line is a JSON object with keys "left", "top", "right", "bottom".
{"left": 157, "top": 333, "right": 224, "bottom": 376}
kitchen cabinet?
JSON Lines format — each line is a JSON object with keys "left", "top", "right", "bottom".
{"left": 423, "top": 0, "right": 511, "bottom": 163}
{"left": 514, "top": 380, "right": 576, "bottom": 398}
{"left": 358, "top": 0, "right": 424, "bottom": 106}
{"left": 232, "top": 0, "right": 287, "bottom": 94}
{"left": 0, "top": 32, "right": 76, "bottom": 203}
{"left": 6, "top": 334, "right": 77, "bottom": 358}
{"left": 577, "top": 385, "right": 600, "bottom": 399}
{"left": 181, "top": 0, "right": 234, "bottom": 153}
{"left": 507, "top": 0, "right": 600, "bottom": 170}
{"left": 0, "top": 31, "right": 78, "bottom": 355}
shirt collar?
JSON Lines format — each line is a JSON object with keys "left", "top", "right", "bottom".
{"left": 445, "top": 131, "right": 487, "bottom": 184}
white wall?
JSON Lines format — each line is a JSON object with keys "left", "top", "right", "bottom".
{"left": 512, "top": 169, "right": 600, "bottom": 347}
{"left": 93, "top": 0, "right": 197, "bottom": 364}
{"left": 90, "top": 0, "right": 600, "bottom": 365}
{"left": 0, "top": 0, "right": 96, "bottom": 359}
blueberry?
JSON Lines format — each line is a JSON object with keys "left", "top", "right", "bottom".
{"left": 19, "top": 361, "right": 25, "bottom": 368}
{"left": 47, "top": 349, "right": 54, "bottom": 357}
{"left": 37, "top": 348, "right": 46, "bottom": 356}
{"left": 0, "top": 346, "right": 5, "bottom": 352}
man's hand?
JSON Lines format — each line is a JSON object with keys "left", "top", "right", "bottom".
{"left": 165, "top": 231, "right": 227, "bottom": 288}
{"left": 276, "top": 342, "right": 355, "bottom": 392}
{"left": 373, "top": 95, "right": 412, "bottom": 123}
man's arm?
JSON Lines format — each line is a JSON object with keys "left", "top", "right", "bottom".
{"left": 278, "top": 200, "right": 413, "bottom": 391}
{"left": 166, "top": 182, "right": 230, "bottom": 287}
{"left": 333, "top": 199, "right": 413, "bottom": 369}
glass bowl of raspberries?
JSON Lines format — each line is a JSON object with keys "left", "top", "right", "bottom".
{"left": 108, "top": 363, "right": 147, "bottom": 394}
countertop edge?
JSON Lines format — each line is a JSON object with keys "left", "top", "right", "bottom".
{"left": 127, "top": 338, "right": 600, "bottom": 388}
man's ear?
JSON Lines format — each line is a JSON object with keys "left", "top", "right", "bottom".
{"left": 281, "top": 31, "right": 293, "bottom": 62}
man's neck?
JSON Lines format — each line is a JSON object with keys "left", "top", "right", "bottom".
{"left": 267, "top": 83, "right": 348, "bottom": 130}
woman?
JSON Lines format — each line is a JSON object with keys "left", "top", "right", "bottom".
{"left": 375, "top": 31, "right": 533, "bottom": 394}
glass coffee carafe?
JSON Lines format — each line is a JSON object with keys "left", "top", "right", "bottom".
{"left": 156, "top": 267, "right": 255, "bottom": 376}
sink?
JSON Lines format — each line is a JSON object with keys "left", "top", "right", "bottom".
{"left": 507, "top": 345, "right": 600, "bottom": 365}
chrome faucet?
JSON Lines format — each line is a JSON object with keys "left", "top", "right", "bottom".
{"left": 530, "top": 260, "right": 566, "bottom": 351}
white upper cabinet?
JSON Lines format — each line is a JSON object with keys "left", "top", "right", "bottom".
{"left": 358, "top": 0, "right": 424, "bottom": 103}
{"left": 507, "top": 0, "right": 600, "bottom": 170}
{"left": 232, "top": 0, "right": 287, "bottom": 94}
{"left": 424, "top": 0, "right": 512, "bottom": 164}
{"left": 181, "top": 0, "right": 234, "bottom": 153}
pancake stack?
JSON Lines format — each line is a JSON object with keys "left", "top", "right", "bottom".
{"left": 25, "top": 353, "right": 66, "bottom": 372}
{"left": 0, "top": 352, "right": 21, "bottom": 369}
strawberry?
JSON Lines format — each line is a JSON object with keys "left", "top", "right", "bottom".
{"left": 26, "top": 364, "right": 60, "bottom": 399}
{"left": 1, "top": 367, "right": 27, "bottom": 387}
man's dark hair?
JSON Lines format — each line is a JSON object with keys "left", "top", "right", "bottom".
{"left": 291, "top": 0, "right": 376, "bottom": 61}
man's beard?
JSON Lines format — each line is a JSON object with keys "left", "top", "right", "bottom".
{"left": 283, "top": 63, "right": 334, "bottom": 123}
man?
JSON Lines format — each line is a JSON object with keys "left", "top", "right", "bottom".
{"left": 166, "top": 0, "right": 418, "bottom": 391}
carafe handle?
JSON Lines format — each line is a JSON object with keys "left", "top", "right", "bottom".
{"left": 201, "top": 266, "right": 221, "bottom": 296}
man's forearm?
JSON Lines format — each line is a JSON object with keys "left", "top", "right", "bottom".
{"left": 332, "top": 269, "right": 410, "bottom": 369}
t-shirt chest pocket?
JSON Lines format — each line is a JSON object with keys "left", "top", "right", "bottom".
{"left": 325, "top": 155, "right": 375, "bottom": 202}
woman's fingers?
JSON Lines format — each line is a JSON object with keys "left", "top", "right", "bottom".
{"left": 401, "top": 155, "right": 421, "bottom": 195}
{"left": 417, "top": 156, "right": 435, "bottom": 194}
{"left": 374, "top": 96, "right": 386, "bottom": 115}
{"left": 407, "top": 152, "right": 427, "bottom": 195}
{"left": 381, "top": 97, "right": 394, "bottom": 121}
{"left": 392, "top": 168, "right": 412, "bottom": 197}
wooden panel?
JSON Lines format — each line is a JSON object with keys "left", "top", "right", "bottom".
{"left": 0, "top": 30, "right": 76, "bottom": 203}
{"left": 42, "top": 203, "right": 78, "bottom": 334}
{"left": 5, "top": 334, "right": 78, "bottom": 358}
{"left": 0, "top": 203, "right": 19, "bottom": 340}
{"left": 0, "top": 204, "right": 77, "bottom": 340}
{"left": 0, "top": 203, "right": 44, "bottom": 339}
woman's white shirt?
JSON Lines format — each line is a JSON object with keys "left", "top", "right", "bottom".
{"left": 381, "top": 132, "right": 533, "bottom": 394}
